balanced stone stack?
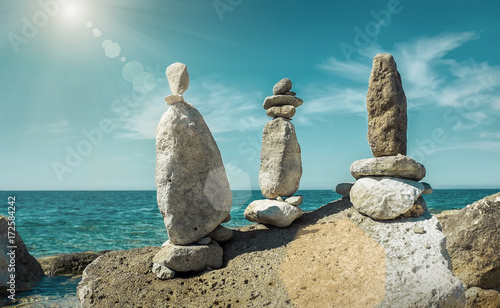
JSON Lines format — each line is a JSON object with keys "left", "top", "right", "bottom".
{"left": 152, "top": 63, "right": 233, "bottom": 279}
{"left": 339, "top": 54, "right": 433, "bottom": 220}
{"left": 244, "top": 78, "right": 303, "bottom": 227}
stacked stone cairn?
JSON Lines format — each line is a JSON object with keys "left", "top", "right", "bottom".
{"left": 244, "top": 78, "right": 304, "bottom": 227}
{"left": 337, "top": 54, "right": 433, "bottom": 220}
{"left": 152, "top": 63, "right": 233, "bottom": 279}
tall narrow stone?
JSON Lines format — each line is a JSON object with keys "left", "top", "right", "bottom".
{"left": 366, "top": 53, "right": 407, "bottom": 157}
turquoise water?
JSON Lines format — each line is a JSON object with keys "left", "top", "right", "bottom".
{"left": 0, "top": 189, "right": 498, "bottom": 306}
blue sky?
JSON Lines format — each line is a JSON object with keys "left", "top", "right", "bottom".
{"left": 1, "top": 0, "right": 499, "bottom": 190}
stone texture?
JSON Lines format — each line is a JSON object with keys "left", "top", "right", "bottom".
{"left": 0, "top": 216, "right": 44, "bottom": 293}
{"left": 152, "top": 240, "right": 223, "bottom": 272}
{"left": 196, "top": 237, "right": 211, "bottom": 245}
{"left": 350, "top": 154, "right": 426, "bottom": 181}
{"left": 335, "top": 182, "right": 354, "bottom": 198}
{"left": 207, "top": 225, "right": 233, "bottom": 243}
{"left": 244, "top": 199, "right": 303, "bottom": 227}
{"left": 422, "top": 182, "right": 433, "bottom": 194}
{"left": 263, "top": 95, "right": 303, "bottom": 110}
{"left": 37, "top": 250, "right": 110, "bottom": 276}
{"left": 350, "top": 176, "right": 424, "bottom": 220}
{"left": 266, "top": 105, "right": 296, "bottom": 119}
{"left": 403, "top": 196, "right": 427, "bottom": 218}
{"left": 259, "top": 117, "right": 302, "bottom": 199}
{"left": 77, "top": 198, "right": 464, "bottom": 308}
{"left": 285, "top": 195, "right": 303, "bottom": 206}
{"left": 367, "top": 53, "right": 407, "bottom": 157}
{"left": 273, "top": 78, "right": 292, "bottom": 95}
{"left": 164, "top": 94, "right": 183, "bottom": 105}
{"left": 439, "top": 192, "right": 500, "bottom": 289}
{"left": 465, "top": 287, "right": 500, "bottom": 308}
{"left": 166, "top": 62, "right": 189, "bottom": 95}
{"left": 156, "top": 100, "right": 232, "bottom": 245}
{"left": 152, "top": 263, "right": 175, "bottom": 280}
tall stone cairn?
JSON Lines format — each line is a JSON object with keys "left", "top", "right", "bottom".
{"left": 337, "top": 54, "right": 433, "bottom": 221}
{"left": 244, "top": 78, "right": 303, "bottom": 228}
{"left": 152, "top": 62, "right": 233, "bottom": 279}
{"left": 367, "top": 53, "right": 407, "bottom": 157}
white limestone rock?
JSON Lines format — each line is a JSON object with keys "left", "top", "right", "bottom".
{"left": 335, "top": 182, "right": 354, "bottom": 198}
{"left": 166, "top": 62, "right": 189, "bottom": 95}
{"left": 244, "top": 199, "right": 303, "bottom": 227}
{"left": 152, "top": 263, "right": 175, "bottom": 280}
{"left": 152, "top": 240, "right": 223, "bottom": 272}
{"left": 350, "top": 154, "right": 426, "bottom": 181}
{"left": 350, "top": 177, "right": 424, "bottom": 220}
{"left": 156, "top": 100, "right": 232, "bottom": 245}
{"left": 285, "top": 195, "right": 303, "bottom": 206}
{"left": 259, "top": 117, "right": 302, "bottom": 199}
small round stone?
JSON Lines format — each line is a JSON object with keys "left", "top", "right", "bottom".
{"left": 273, "top": 78, "right": 292, "bottom": 95}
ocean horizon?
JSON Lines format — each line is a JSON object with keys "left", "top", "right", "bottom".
{"left": 1, "top": 188, "right": 499, "bottom": 307}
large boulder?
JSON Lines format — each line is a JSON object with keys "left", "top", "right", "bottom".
{"left": 439, "top": 192, "right": 500, "bottom": 289}
{"left": 37, "top": 251, "right": 110, "bottom": 276}
{"left": 0, "top": 216, "right": 44, "bottom": 293}
{"left": 156, "top": 100, "right": 232, "bottom": 245}
{"left": 259, "top": 117, "right": 302, "bottom": 199}
{"left": 350, "top": 176, "right": 424, "bottom": 220}
{"left": 77, "top": 198, "right": 464, "bottom": 307}
{"left": 366, "top": 53, "right": 407, "bottom": 157}
{"left": 350, "top": 154, "right": 426, "bottom": 181}
{"left": 244, "top": 199, "right": 303, "bottom": 227}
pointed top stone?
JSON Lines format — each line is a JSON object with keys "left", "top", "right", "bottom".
{"left": 166, "top": 62, "right": 190, "bottom": 96}
{"left": 366, "top": 53, "right": 407, "bottom": 157}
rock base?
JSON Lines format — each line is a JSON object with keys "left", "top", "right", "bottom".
{"left": 244, "top": 199, "right": 303, "bottom": 227}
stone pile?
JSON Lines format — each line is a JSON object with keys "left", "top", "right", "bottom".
{"left": 244, "top": 78, "right": 303, "bottom": 227}
{"left": 152, "top": 63, "right": 233, "bottom": 279}
{"left": 339, "top": 54, "right": 433, "bottom": 220}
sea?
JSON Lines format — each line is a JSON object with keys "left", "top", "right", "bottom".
{"left": 1, "top": 189, "right": 498, "bottom": 307}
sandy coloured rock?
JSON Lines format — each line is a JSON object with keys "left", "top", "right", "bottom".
{"left": 152, "top": 263, "right": 175, "bottom": 280}
{"left": 285, "top": 195, "right": 303, "bottom": 206}
{"left": 0, "top": 216, "right": 44, "bottom": 293}
{"left": 422, "top": 182, "right": 433, "bottom": 194}
{"left": 37, "top": 250, "right": 110, "bottom": 276}
{"left": 465, "top": 287, "right": 500, "bottom": 308}
{"left": 244, "top": 199, "right": 303, "bottom": 227}
{"left": 367, "top": 53, "right": 407, "bottom": 157}
{"left": 403, "top": 196, "right": 427, "bottom": 218}
{"left": 350, "top": 154, "right": 426, "bottom": 181}
{"left": 350, "top": 177, "right": 424, "bottom": 220}
{"left": 273, "top": 78, "right": 292, "bottom": 95}
{"left": 207, "top": 225, "right": 233, "bottom": 243}
{"left": 336, "top": 182, "right": 354, "bottom": 198}
{"left": 166, "top": 62, "right": 189, "bottom": 95}
{"left": 266, "top": 105, "right": 296, "bottom": 118}
{"left": 153, "top": 240, "right": 223, "bottom": 272}
{"left": 156, "top": 101, "right": 232, "bottom": 245}
{"left": 439, "top": 192, "right": 500, "bottom": 289}
{"left": 263, "top": 95, "right": 303, "bottom": 110}
{"left": 259, "top": 118, "right": 302, "bottom": 199}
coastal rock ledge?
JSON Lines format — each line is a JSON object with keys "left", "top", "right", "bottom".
{"left": 77, "top": 198, "right": 465, "bottom": 307}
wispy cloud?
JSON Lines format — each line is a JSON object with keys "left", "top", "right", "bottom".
{"left": 48, "top": 120, "right": 70, "bottom": 133}
{"left": 116, "top": 80, "right": 265, "bottom": 140}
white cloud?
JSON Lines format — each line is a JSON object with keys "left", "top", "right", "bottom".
{"left": 48, "top": 120, "right": 70, "bottom": 133}
{"left": 116, "top": 80, "right": 265, "bottom": 140}
{"left": 317, "top": 57, "right": 371, "bottom": 82}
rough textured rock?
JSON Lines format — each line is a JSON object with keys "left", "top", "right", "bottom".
{"left": 439, "top": 192, "right": 500, "bottom": 289}
{"left": 336, "top": 182, "right": 354, "bottom": 198}
{"left": 152, "top": 263, "right": 175, "bottom": 280}
{"left": 156, "top": 100, "right": 232, "bottom": 245}
{"left": 465, "top": 287, "right": 500, "bottom": 308}
{"left": 0, "top": 216, "right": 44, "bottom": 293}
{"left": 77, "top": 198, "right": 464, "bottom": 308}
{"left": 403, "top": 196, "right": 427, "bottom": 218}
{"left": 244, "top": 199, "right": 303, "bottom": 227}
{"left": 273, "top": 78, "right": 292, "bottom": 95}
{"left": 259, "top": 117, "right": 302, "bottom": 199}
{"left": 350, "top": 176, "right": 424, "bottom": 220}
{"left": 166, "top": 62, "right": 189, "bottom": 95}
{"left": 367, "top": 53, "right": 407, "bottom": 157}
{"left": 285, "top": 195, "right": 303, "bottom": 206}
{"left": 152, "top": 241, "right": 223, "bottom": 272}
{"left": 422, "top": 182, "right": 433, "bottom": 194}
{"left": 350, "top": 154, "right": 425, "bottom": 181}
{"left": 207, "top": 225, "right": 233, "bottom": 243}
{"left": 263, "top": 95, "right": 303, "bottom": 110}
{"left": 266, "top": 105, "right": 296, "bottom": 119}
{"left": 37, "top": 251, "right": 110, "bottom": 276}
